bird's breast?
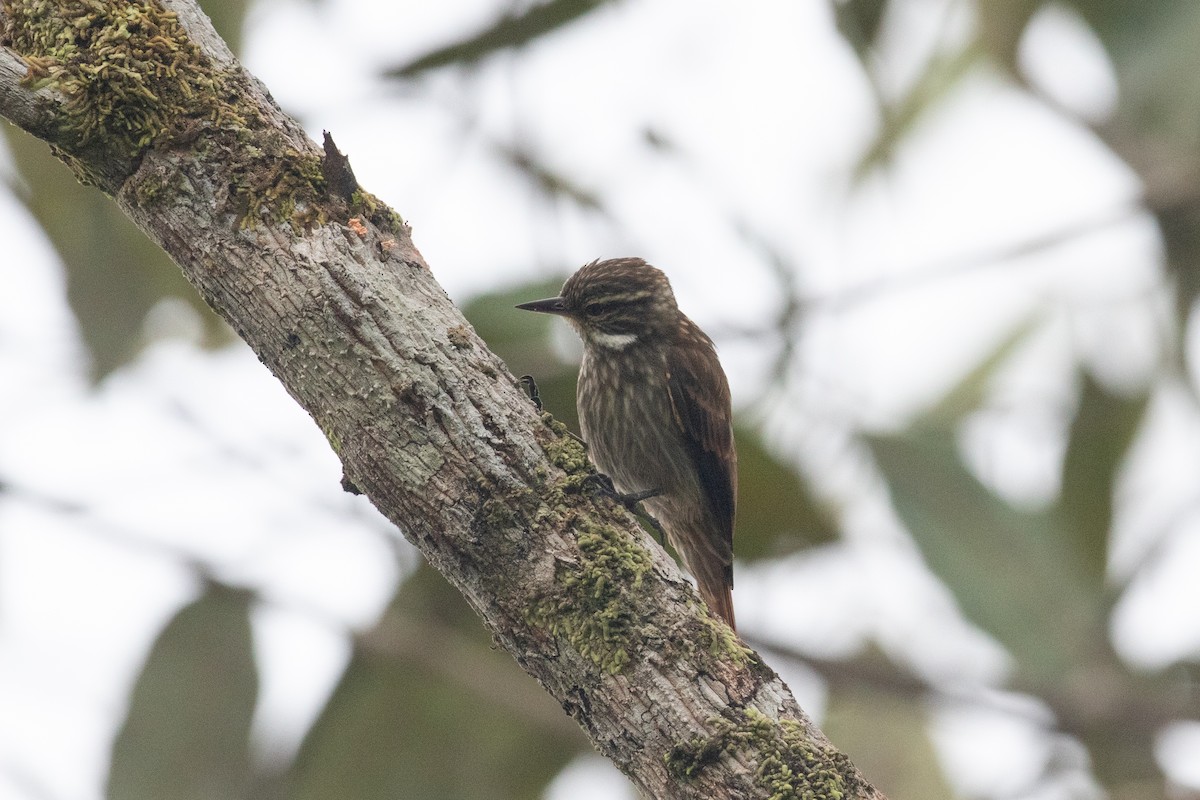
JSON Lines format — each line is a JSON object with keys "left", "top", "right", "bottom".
{"left": 577, "top": 349, "right": 696, "bottom": 499}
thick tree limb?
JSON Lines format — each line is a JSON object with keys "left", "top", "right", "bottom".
{"left": 0, "top": 2, "right": 886, "bottom": 797}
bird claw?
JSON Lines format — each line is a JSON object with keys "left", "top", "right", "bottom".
{"left": 619, "top": 487, "right": 664, "bottom": 504}
{"left": 580, "top": 472, "right": 618, "bottom": 499}
{"left": 640, "top": 512, "right": 667, "bottom": 546}
{"left": 583, "top": 474, "right": 667, "bottom": 545}
{"left": 518, "top": 374, "right": 542, "bottom": 410}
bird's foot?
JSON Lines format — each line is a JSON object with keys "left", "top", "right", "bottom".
{"left": 583, "top": 474, "right": 666, "bottom": 545}
{"left": 518, "top": 374, "right": 542, "bottom": 410}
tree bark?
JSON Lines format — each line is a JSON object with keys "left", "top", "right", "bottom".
{"left": 0, "top": 2, "right": 886, "bottom": 798}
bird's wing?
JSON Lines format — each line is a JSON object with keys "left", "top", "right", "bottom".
{"left": 665, "top": 326, "right": 737, "bottom": 554}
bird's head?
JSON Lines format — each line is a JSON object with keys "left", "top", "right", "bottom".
{"left": 516, "top": 258, "right": 680, "bottom": 350}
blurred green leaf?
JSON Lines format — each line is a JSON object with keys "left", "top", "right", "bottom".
{"left": 283, "top": 566, "right": 586, "bottom": 800}
{"left": 734, "top": 426, "right": 839, "bottom": 560}
{"left": 867, "top": 430, "right": 1100, "bottom": 679}
{"left": 868, "top": 317, "right": 1129, "bottom": 675}
{"left": 1086, "top": 2, "right": 1200, "bottom": 176}
{"left": 1154, "top": 201, "right": 1200, "bottom": 341}
{"left": 3, "top": 128, "right": 233, "bottom": 380}
{"left": 1062, "top": 0, "right": 1194, "bottom": 69}
{"left": 107, "top": 582, "right": 258, "bottom": 800}
{"left": 853, "top": 44, "right": 980, "bottom": 181}
{"left": 924, "top": 315, "right": 1039, "bottom": 422}
{"left": 824, "top": 686, "right": 955, "bottom": 800}
{"left": 196, "top": 0, "right": 252, "bottom": 54}
{"left": 832, "top": 0, "right": 890, "bottom": 60}
{"left": 974, "top": 0, "right": 1041, "bottom": 72}
{"left": 1055, "top": 372, "right": 1147, "bottom": 589}
{"left": 386, "top": 0, "right": 612, "bottom": 80}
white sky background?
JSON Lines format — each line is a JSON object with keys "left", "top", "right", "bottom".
{"left": 2, "top": 0, "right": 1199, "bottom": 798}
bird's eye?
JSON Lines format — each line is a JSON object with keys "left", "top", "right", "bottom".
{"left": 583, "top": 301, "right": 610, "bottom": 317}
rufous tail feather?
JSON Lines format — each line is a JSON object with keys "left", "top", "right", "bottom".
{"left": 700, "top": 581, "right": 736, "bottom": 632}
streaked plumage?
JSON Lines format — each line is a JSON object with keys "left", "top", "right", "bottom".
{"left": 517, "top": 258, "right": 737, "bottom": 630}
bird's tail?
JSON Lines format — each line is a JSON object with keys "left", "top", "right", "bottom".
{"left": 696, "top": 565, "right": 736, "bottom": 633}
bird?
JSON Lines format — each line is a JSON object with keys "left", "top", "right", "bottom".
{"left": 517, "top": 258, "right": 738, "bottom": 630}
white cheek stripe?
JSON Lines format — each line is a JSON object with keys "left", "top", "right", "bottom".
{"left": 590, "top": 331, "right": 639, "bottom": 350}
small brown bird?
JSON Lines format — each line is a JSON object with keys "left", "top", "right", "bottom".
{"left": 517, "top": 258, "right": 738, "bottom": 630}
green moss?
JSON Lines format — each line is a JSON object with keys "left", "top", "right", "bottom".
{"left": 2, "top": 0, "right": 327, "bottom": 229}
{"left": 349, "top": 188, "right": 406, "bottom": 233}
{"left": 686, "top": 610, "right": 753, "bottom": 666}
{"left": 229, "top": 140, "right": 326, "bottom": 230}
{"left": 665, "top": 707, "right": 859, "bottom": 799}
{"left": 539, "top": 412, "right": 590, "bottom": 474}
{"left": 481, "top": 491, "right": 525, "bottom": 530}
{"left": 526, "top": 415, "right": 754, "bottom": 675}
{"left": 129, "top": 157, "right": 184, "bottom": 205}
{"left": 4, "top": 0, "right": 239, "bottom": 173}
{"left": 527, "top": 513, "right": 654, "bottom": 675}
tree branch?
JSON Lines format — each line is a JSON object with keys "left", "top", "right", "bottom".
{"left": 0, "top": 1, "right": 885, "bottom": 797}
{"left": 0, "top": 44, "right": 57, "bottom": 135}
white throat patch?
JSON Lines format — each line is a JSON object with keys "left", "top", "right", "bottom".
{"left": 589, "top": 331, "right": 639, "bottom": 350}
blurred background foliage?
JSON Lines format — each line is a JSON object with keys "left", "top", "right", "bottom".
{"left": 4, "top": 0, "right": 1200, "bottom": 799}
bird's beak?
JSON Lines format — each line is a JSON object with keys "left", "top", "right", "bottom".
{"left": 515, "top": 296, "right": 570, "bottom": 316}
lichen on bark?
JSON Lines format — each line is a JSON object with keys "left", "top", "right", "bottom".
{"left": 2, "top": 0, "right": 235, "bottom": 166}
{"left": 0, "top": 0, "right": 326, "bottom": 228}
{"left": 666, "top": 707, "right": 864, "bottom": 800}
